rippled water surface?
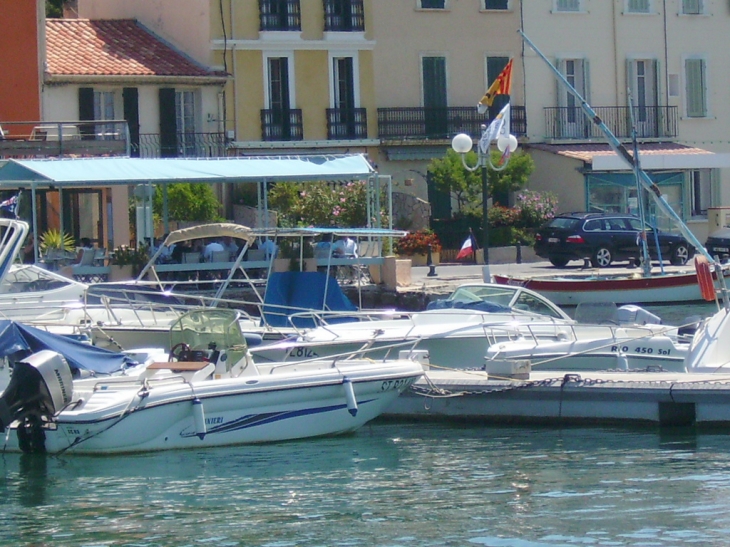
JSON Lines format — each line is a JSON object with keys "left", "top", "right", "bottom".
{"left": 3, "top": 422, "right": 730, "bottom": 546}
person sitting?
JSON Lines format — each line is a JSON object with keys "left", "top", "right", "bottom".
{"left": 203, "top": 238, "right": 225, "bottom": 262}
{"left": 332, "top": 236, "right": 357, "bottom": 258}
{"left": 171, "top": 240, "right": 192, "bottom": 264}
{"left": 22, "top": 233, "right": 35, "bottom": 264}
{"left": 59, "top": 237, "right": 94, "bottom": 278}
{"left": 260, "top": 238, "right": 278, "bottom": 260}
{"left": 221, "top": 236, "right": 239, "bottom": 259}
{"left": 314, "top": 234, "right": 333, "bottom": 259}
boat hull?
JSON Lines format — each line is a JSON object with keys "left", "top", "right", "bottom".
{"left": 493, "top": 271, "right": 719, "bottom": 305}
{"left": 2, "top": 360, "right": 422, "bottom": 454}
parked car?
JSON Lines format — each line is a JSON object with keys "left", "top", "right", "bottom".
{"left": 705, "top": 227, "right": 730, "bottom": 260}
{"left": 534, "top": 212, "right": 694, "bottom": 268}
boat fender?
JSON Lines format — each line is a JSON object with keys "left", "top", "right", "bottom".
{"left": 343, "top": 378, "right": 358, "bottom": 417}
{"left": 695, "top": 255, "right": 716, "bottom": 302}
{"left": 192, "top": 398, "right": 206, "bottom": 440}
{"left": 616, "top": 353, "right": 629, "bottom": 370}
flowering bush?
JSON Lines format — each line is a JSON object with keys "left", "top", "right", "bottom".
{"left": 488, "top": 206, "right": 520, "bottom": 228}
{"left": 395, "top": 229, "right": 442, "bottom": 255}
{"left": 514, "top": 190, "right": 558, "bottom": 228}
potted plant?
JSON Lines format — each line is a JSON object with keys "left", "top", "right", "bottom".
{"left": 395, "top": 229, "right": 441, "bottom": 266}
{"left": 109, "top": 244, "right": 150, "bottom": 281}
{"left": 39, "top": 228, "right": 75, "bottom": 253}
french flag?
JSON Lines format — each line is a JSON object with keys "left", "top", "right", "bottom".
{"left": 456, "top": 233, "right": 477, "bottom": 260}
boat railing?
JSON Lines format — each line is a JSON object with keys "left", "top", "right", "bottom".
{"left": 262, "top": 339, "right": 423, "bottom": 373}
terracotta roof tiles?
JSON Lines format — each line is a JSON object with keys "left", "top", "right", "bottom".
{"left": 529, "top": 142, "right": 713, "bottom": 163}
{"left": 45, "top": 19, "right": 223, "bottom": 79}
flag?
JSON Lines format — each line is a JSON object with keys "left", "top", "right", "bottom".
{"left": 477, "top": 59, "right": 513, "bottom": 114}
{"left": 456, "top": 233, "right": 477, "bottom": 260}
{"left": 0, "top": 192, "right": 20, "bottom": 217}
{"left": 479, "top": 102, "right": 510, "bottom": 154}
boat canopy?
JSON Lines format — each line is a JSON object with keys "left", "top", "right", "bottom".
{"left": 0, "top": 320, "right": 135, "bottom": 374}
{"left": 163, "top": 223, "right": 256, "bottom": 246}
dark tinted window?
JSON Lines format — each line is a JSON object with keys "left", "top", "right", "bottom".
{"left": 583, "top": 219, "right": 602, "bottom": 232}
{"left": 546, "top": 217, "right": 581, "bottom": 229}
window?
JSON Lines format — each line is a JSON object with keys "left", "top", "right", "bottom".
{"left": 685, "top": 58, "right": 707, "bottom": 117}
{"left": 93, "top": 90, "right": 115, "bottom": 138}
{"left": 324, "top": 0, "right": 364, "bottom": 31}
{"left": 626, "top": 0, "right": 650, "bottom": 13}
{"left": 682, "top": 0, "right": 702, "bottom": 14}
{"left": 420, "top": 0, "right": 445, "bottom": 9}
{"left": 175, "top": 91, "right": 196, "bottom": 156}
{"left": 691, "top": 169, "right": 712, "bottom": 216}
{"left": 259, "top": 0, "right": 301, "bottom": 31}
{"left": 484, "top": 0, "right": 508, "bottom": 9}
{"left": 555, "top": 0, "right": 581, "bottom": 12}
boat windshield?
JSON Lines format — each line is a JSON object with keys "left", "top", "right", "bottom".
{"left": 170, "top": 309, "right": 247, "bottom": 353}
{"left": 0, "top": 265, "right": 78, "bottom": 294}
{"left": 447, "top": 285, "right": 519, "bottom": 307}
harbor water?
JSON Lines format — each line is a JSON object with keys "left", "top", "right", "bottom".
{"left": 3, "top": 421, "right": 730, "bottom": 546}
{"left": 1, "top": 301, "right": 726, "bottom": 546}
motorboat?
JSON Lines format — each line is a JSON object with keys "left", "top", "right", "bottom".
{"left": 0, "top": 308, "right": 424, "bottom": 454}
{"left": 251, "top": 282, "right": 578, "bottom": 368}
{"left": 484, "top": 304, "right": 695, "bottom": 373}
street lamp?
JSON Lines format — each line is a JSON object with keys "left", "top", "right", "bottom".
{"left": 451, "top": 125, "right": 518, "bottom": 278}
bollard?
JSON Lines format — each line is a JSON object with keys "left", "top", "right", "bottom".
{"left": 516, "top": 242, "right": 522, "bottom": 264}
{"left": 426, "top": 244, "right": 437, "bottom": 277}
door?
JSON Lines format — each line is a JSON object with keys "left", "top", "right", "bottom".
{"left": 557, "top": 58, "right": 589, "bottom": 138}
{"left": 422, "top": 56, "right": 448, "bottom": 138}
{"left": 268, "top": 57, "right": 292, "bottom": 139}
{"left": 333, "top": 56, "right": 356, "bottom": 137}
{"left": 628, "top": 59, "right": 658, "bottom": 137}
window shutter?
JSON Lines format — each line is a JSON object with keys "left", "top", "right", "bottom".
{"left": 682, "top": 0, "right": 701, "bottom": 14}
{"left": 159, "top": 87, "right": 178, "bottom": 157}
{"left": 557, "top": 0, "right": 580, "bottom": 11}
{"left": 685, "top": 59, "right": 706, "bottom": 117}
{"left": 78, "top": 87, "right": 94, "bottom": 139}
{"left": 123, "top": 87, "right": 140, "bottom": 157}
{"left": 582, "top": 59, "right": 591, "bottom": 103}
{"left": 628, "top": 0, "right": 650, "bottom": 12}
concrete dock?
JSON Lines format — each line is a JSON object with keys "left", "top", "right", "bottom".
{"left": 385, "top": 369, "right": 730, "bottom": 428}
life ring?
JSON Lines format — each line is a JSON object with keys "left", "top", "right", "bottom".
{"left": 695, "top": 255, "right": 716, "bottom": 301}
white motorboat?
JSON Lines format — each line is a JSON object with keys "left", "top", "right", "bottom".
{"left": 0, "top": 308, "right": 424, "bottom": 454}
{"left": 252, "top": 283, "right": 577, "bottom": 368}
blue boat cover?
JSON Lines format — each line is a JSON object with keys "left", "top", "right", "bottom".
{"left": 0, "top": 320, "right": 135, "bottom": 375}
{"left": 262, "top": 271, "right": 357, "bottom": 328}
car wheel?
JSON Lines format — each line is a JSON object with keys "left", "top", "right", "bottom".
{"left": 591, "top": 247, "right": 613, "bottom": 268}
{"left": 549, "top": 256, "right": 570, "bottom": 268}
{"left": 670, "top": 244, "right": 690, "bottom": 266}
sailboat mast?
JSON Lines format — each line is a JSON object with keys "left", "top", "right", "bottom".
{"left": 518, "top": 29, "right": 712, "bottom": 263}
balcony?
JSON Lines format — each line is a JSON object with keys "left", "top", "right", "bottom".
{"left": 326, "top": 108, "right": 367, "bottom": 140}
{"left": 259, "top": 0, "right": 301, "bottom": 31}
{"left": 544, "top": 106, "right": 678, "bottom": 140}
{"left": 377, "top": 106, "right": 526, "bottom": 141}
{"left": 132, "top": 133, "right": 227, "bottom": 158}
{"left": 324, "top": 0, "right": 364, "bottom": 31}
{"left": 0, "top": 120, "right": 129, "bottom": 158}
{"left": 261, "top": 109, "right": 304, "bottom": 141}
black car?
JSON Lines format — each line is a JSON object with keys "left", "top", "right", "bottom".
{"left": 705, "top": 227, "right": 730, "bottom": 260}
{"left": 534, "top": 212, "right": 694, "bottom": 268}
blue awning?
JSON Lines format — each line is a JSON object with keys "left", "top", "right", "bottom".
{"left": 0, "top": 155, "right": 376, "bottom": 188}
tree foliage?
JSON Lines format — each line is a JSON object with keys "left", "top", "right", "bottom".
{"left": 46, "top": 0, "right": 64, "bottom": 18}
{"left": 428, "top": 149, "right": 535, "bottom": 216}
{"left": 152, "top": 183, "right": 222, "bottom": 221}
{"left": 269, "top": 181, "right": 385, "bottom": 227}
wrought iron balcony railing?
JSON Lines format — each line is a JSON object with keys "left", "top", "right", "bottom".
{"left": 544, "top": 105, "right": 678, "bottom": 140}
{"left": 259, "top": 0, "right": 301, "bottom": 31}
{"left": 323, "top": 0, "right": 364, "bottom": 31}
{"left": 261, "top": 109, "right": 304, "bottom": 141}
{"left": 132, "top": 132, "right": 226, "bottom": 158}
{"left": 326, "top": 108, "right": 367, "bottom": 139}
{"left": 377, "top": 106, "right": 526, "bottom": 140}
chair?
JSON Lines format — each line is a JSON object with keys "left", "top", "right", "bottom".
{"left": 183, "top": 252, "right": 201, "bottom": 264}
{"left": 93, "top": 248, "right": 107, "bottom": 266}
{"left": 209, "top": 250, "right": 230, "bottom": 263}
{"left": 246, "top": 249, "right": 266, "bottom": 262}
{"left": 77, "top": 248, "right": 96, "bottom": 267}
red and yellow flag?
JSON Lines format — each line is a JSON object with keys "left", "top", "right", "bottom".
{"left": 478, "top": 59, "right": 513, "bottom": 112}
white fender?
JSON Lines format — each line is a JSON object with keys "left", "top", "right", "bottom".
{"left": 342, "top": 378, "right": 358, "bottom": 417}
{"left": 192, "top": 398, "right": 207, "bottom": 440}
{"left": 685, "top": 309, "right": 730, "bottom": 372}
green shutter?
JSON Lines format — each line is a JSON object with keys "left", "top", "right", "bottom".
{"left": 159, "top": 87, "right": 178, "bottom": 157}
{"left": 685, "top": 59, "right": 706, "bottom": 118}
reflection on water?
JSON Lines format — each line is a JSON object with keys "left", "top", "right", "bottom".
{"left": 3, "top": 423, "right": 730, "bottom": 546}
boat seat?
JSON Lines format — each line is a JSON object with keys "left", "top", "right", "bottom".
{"left": 142, "top": 361, "right": 215, "bottom": 381}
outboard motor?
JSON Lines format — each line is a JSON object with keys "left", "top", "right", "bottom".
{"left": 617, "top": 305, "right": 662, "bottom": 326}
{"left": 0, "top": 350, "right": 73, "bottom": 453}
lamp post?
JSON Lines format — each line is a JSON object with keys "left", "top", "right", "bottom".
{"left": 451, "top": 125, "right": 517, "bottom": 279}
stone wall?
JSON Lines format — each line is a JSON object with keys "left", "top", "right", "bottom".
{"left": 392, "top": 192, "right": 431, "bottom": 231}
